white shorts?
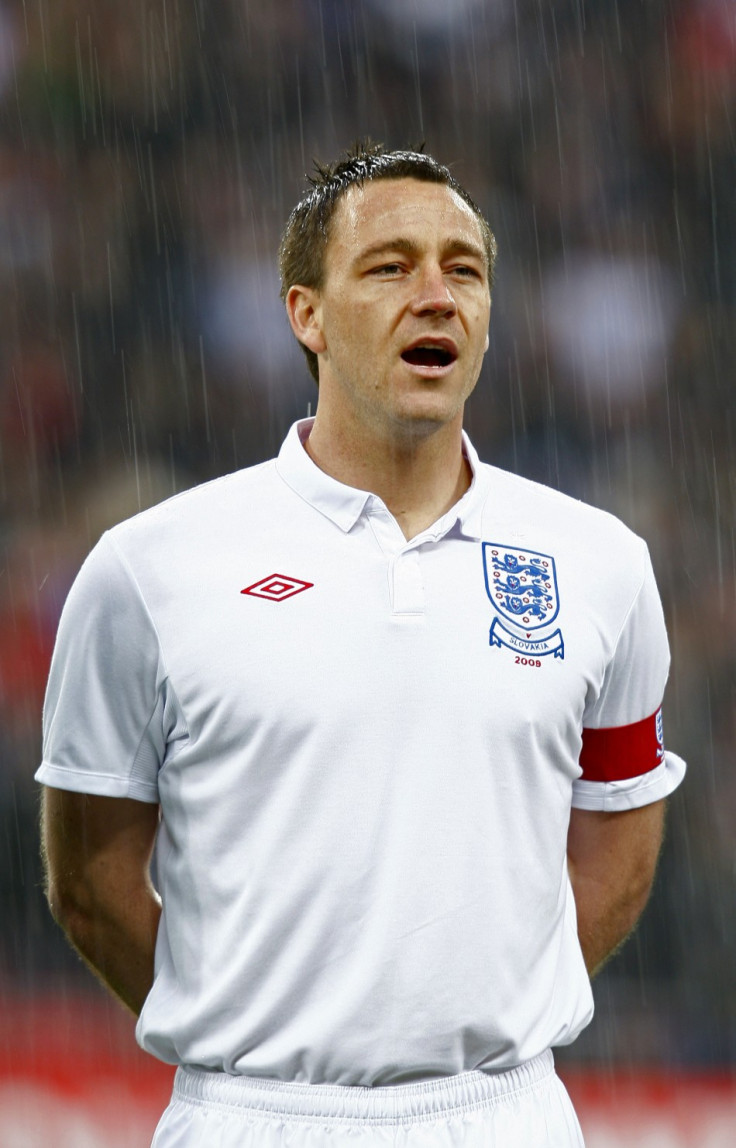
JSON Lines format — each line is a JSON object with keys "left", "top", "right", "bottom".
{"left": 151, "top": 1051, "right": 584, "bottom": 1147}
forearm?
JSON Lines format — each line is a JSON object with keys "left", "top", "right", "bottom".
{"left": 51, "top": 879, "right": 161, "bottom": 1015}
{"left": 567, "top": 800, "right": 666, "bottom": 978}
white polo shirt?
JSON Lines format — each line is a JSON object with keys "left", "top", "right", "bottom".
{"left": 37, "top": 419, "right": 685, "bottom": 1086}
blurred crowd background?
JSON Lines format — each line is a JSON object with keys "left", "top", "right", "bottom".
{"left": 0, "top": 0, "right": 734, "bottom": 1072}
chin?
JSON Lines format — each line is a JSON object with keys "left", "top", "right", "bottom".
{"left": 386, "top": 404, "right": 462, "bottom": 439}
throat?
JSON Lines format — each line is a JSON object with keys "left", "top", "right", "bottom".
{"left": 391, "top": 455, "right": 473, "bottom": 541}
{"left": 304, "top": 414, "right": 472, "bottom": 541}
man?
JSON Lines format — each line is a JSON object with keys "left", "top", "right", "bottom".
{"left": 38, "top": 142, "right": 686, "bottom": 1146}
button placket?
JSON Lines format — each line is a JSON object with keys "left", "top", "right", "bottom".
{"left": 365, "top": 505, "right": 428, "bottom": 616}
{"left": 391, "top": 548, "right": 425, "bottom": 616}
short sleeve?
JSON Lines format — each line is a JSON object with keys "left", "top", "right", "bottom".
{"left": 572, "top": 544, "right": 686, "bottom": 812}
{"left": 35, "top": 531, "right": 187, "bottom": 802}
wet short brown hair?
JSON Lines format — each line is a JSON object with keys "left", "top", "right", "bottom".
{"left": 279, "top": 140, "right": 497, "bottom": 384}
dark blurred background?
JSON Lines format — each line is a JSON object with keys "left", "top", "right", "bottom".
{"left": 1, "top": 0, "right": 734, "bottom": 1075}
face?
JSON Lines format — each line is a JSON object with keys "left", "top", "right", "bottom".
{"left": 288, "top": 178, "right": 491, "bottom": 442}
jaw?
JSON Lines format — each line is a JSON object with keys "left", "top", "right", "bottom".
{"left": 373, "top": 364, "right": 477, "bottom": 440}
{"left": 315, "top": 349, "right": 482, "bottom": 446}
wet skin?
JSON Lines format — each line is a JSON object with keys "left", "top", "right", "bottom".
{"left": 287, "top": 177, "right": 492, "bottom": 451}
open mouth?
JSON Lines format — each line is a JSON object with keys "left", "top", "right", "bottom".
{"left": 401, "top": 345, "right": 457, "bottom": 368}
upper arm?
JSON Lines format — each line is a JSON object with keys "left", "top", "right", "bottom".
{"left": 567, "top": 800, "right": 666, "bottom": 894}
{"left": 574, "top": 545, "right": 686, "bottom": 813}
{"left": 42, "top": 788, "right": 160, "bottom": 920}
{"left": 37, "top": 532, "right": 171, "bottom": 805}
{"left": 566, "top": 799, "right": 667, "bottom": 976}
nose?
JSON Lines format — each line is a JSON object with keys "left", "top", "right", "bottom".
{"left": 410, "top": 264, "right": 457, "bottom": 318}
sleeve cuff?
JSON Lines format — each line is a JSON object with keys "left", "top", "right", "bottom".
{"left": 571, "top": 750, "right": 686, "bottom": 812}
{"left": 35, "top": 761, "right": 160, "bottom": 804}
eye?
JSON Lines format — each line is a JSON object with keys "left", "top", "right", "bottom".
{"left": 448, "top": 264, "right": 482, "bottom": 279}
{"left": 371, "top": 263, "right": 405, "bottom": 276}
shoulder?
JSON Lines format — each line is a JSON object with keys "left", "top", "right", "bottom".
{"left": 482, "top": 461, "right": 642, "bottom": 541}
{"left": 106, "top": 458, "right": 277, "bottom": 548}
{"left": 66, "top": 458, "right": 282, "bottom": 599}
{"left": 474, "top": 462, "right": 651, "bottom": 607}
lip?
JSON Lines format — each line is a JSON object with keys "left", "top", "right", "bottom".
{"left": 399, "top": 336, "right": 459, "bottom": 377}
{"left": 401, "top": 336, "right": 459, "bottom": 358}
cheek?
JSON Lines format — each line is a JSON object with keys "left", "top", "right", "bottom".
{"left": 468, "top": 305, "right": 491, "bottom": 351}
{"left": 464, "top": 307, "right": 488, "bottom": 342}
{"left": 324, "top": 298, "right": 373, "bottom": 341}
{"left": 321, "top": 307, "right": 352, "bottom": 355}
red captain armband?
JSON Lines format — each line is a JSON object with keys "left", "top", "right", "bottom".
{"left": 579, "top": 708, "right": 665, "bottom": 783}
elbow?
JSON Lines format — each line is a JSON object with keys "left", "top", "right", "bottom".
{"left": 624, "top": 844, "right": 660, "bottom": 914}
{"left": 609, "top": 861, "right": 658, "bottom": 929}
{"left": 45, "top": 875, "right": 98, "bottom": 942}
{"left": 613, "top": 889, "right": 650, "bottom": 947}
{"left": 610, "top": 863, "right": 659, "bottom": 945}
{"left": 624, "top": 866, "right": 657, "bottom": 927}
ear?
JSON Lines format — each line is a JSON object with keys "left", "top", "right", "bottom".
{"left": 286, "top": 285, "right": 327, "bottom": 356}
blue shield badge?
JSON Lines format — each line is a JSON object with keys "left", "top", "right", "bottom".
{"left": 482, "top": 542, "right": 564, "bottom": 658}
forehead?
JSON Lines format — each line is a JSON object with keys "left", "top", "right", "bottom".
{"left": 324, "top": 178, "right": 486, "bottom": 269}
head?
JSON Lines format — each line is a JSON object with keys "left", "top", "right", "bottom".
{"left": 279, "top": 141, "right": 497, "bottom": 384}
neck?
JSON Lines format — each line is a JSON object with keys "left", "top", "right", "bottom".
{"left": 304, "top": 411, "right": 471, "bottom": 541}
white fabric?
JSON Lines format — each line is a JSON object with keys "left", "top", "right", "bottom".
{"left": 572, "top": 752, "right": 686, "bottom": 812}
{"left": 37, "top": 419, "right": 685, "bottom": 1086}
{"left": 151, "top": 1054, "right": 584, "bottom": 1147}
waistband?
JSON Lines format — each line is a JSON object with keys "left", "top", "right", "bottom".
{"left": 172, "top": 1051, "right": 555, "bottom": 1125}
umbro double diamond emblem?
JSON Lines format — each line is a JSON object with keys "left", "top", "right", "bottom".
{"left": 241, "top": 574, "right": 314, "bottom": 602}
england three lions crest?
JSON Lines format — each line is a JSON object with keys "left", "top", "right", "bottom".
{"left": 482, "top": 542, "right": 565, "bottom": 659}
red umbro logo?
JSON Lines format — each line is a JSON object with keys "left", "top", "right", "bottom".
{"left": 241, "top": 574, "right": 314, "bottom": 602}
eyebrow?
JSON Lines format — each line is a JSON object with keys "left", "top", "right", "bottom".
{"left": 355, "top": 237, "right": 487, "bottom": 268}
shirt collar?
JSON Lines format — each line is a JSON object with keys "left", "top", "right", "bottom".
{"left": 276, "top": 418, "right": 488, "bottom": 541}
